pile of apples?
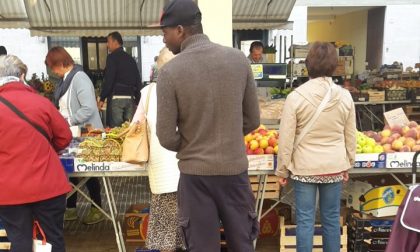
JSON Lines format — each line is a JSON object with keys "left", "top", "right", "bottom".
{"left": 356, "top": 131, "right": 384, "bottom": 154}
{"left": 244, "top": 125, "right": 279, "bottom": 155}
{"left": 362, "top": 121, "right": 420, "bottom": 153}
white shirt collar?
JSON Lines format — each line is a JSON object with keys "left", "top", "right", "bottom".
{"left": 63, "top": 69, "right": 72, "bottom": 81}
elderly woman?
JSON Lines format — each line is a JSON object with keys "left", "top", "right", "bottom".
{"left": 276, "top": 42, "right": 356, "bottom": 252}
{"left": 0, "top": 55, "right": 72, "bottom": 252}
{"left": 45, "top": 46, "right": 104, "bottom": 225}
{"left": 132, "top": 47, "right": 182, "bottom": 252}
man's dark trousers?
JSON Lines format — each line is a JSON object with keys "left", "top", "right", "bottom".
{"left": 178, "top": 171, "right": 259, "bottom": 252}
{"left": 0, "top": 194, "right": 66, "bottom": 252}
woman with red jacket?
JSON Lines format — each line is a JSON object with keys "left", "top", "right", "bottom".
{"left": 0, "top": 55, "right": 72, "bottom": 252}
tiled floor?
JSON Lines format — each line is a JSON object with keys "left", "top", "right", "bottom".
{"left": 64, "top": 177, "right": 278, "bottom": 251}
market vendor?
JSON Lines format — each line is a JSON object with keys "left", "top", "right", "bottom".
{"left": 45, "top": 47, "right": 105, "bottom": 225}
{"left": 247, "top": 41, "right": 267, "bottom": 64}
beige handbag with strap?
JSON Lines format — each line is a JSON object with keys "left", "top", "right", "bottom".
{"left": 120, "top": 86, "right": 153, "bottom": 164}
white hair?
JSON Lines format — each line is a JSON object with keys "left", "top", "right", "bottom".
{"left": 157, "top": 47, "right": 175, "bottom": 69}
{"left": 0, "top": 55, "right": 27, "bottom": 78}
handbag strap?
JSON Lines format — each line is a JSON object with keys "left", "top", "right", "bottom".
{"left": 33, "top": 221, "right": 47, "bottom": 245}
{"left": 0, "top": 96, "right": 51, "bottom": 143}
{"left": 294, "top": 80, "right": 334, "bottom": 149}
{"left": 144, "top": 83, "right": 154, "bottom": 116}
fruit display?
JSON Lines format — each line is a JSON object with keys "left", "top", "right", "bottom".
{"left": 359, "top": 121, "right": 420, "bottom": 153}
{"left": 244, "top": 125, "right": 279, "bottom": 155}
{"left": 356, "top": 131, "right": 384, "bottom": 154}
{"left": 77, "top": 122, "right": 130, "bottom": 162}
{"left": 78, "top": 137, "right": 122, "bottom": 162}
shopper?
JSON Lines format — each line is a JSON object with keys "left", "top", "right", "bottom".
{"left": 45, "top": 46, "right": 104, "bottom": 225}
{"left": 132, "top": 47, "right": 182, "bottom": 252}
{"left": 150, "top": 55, "right": 159, "bottom": 82}
{"left": 98, "top": 31, "right": 141, "bottom": 127}
{"left": 276, "top": 42, "right": 356, "bottom": 252}
{"left": 247, "top": 41, "right": 266, "bottom": 64}
{"left": 155, "top": 0, "right": 260, "bottom": 251}
{"left": 0, "top": 46, "right": 6, "bottom": 56}
{"left": 0, "top": 55, "right": 72, "bottom": 252}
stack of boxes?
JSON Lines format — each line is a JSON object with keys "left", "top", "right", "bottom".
{"left": 348, "top": 213, "right": 394, "bottom": 252}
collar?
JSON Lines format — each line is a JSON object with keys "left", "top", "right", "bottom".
{"left": 0, "top": 81, "right": 36, "bottom": 93}
{"left": 111, "top": 47, "right": 123, "bottom": 54}
{"left": 180, "top": 34, "right": 211, "bottom": 52}
{"left": 63, "top": 69, "right": 72, "bottom": 81}
{"left": 0, "top": 76, "right": 20, "bottom": 87}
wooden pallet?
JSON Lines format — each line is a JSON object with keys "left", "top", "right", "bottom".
{"left": 249, "top": 175, "right": 281, "bottom": 199}
{"left": 0, "top": 228, "right": 11, "bottom": 250}
{"left": 279, "top": 217, "right": 347, "bottom": 252}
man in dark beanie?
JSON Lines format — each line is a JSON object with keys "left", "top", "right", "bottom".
{"left": 155, "top": 0, "right": 260, "bottom": 251}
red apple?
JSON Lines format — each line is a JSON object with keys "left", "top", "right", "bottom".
{"left": 258, "top": 129, "right": 268, "bottom": 136}
{"left": 391, "top": 133, "right": 401, "bottom": 140}
{"left": 409, "top": 121, "right": 418, "bottom": 128}
{"left": 383, "top": 144, "right": 393, "bottom": 153}
{"left": 246, "top": 149, "right": 254, "bottom": 155}
{"left": 380, "top": 136, "right": 389, "bottom": 145}
{"left": 386, "top": 137, "right": 395, "bottom": 145}
{"left": 412, "top": 145, "right": 420, "bottom": 152}
{"left": 405, "top": 137, "right": 416, "bottom": 149}
{"left": 402, "top": 126, "right": 410, "bottom": 135}
{"left": 400, "top": 145, "right": 411, "bottom": 152}
{"left": 268, "top": 137, "right": 277, "bottom": 147}
{"left": 392, "top": 125, "right": 403, "bottom": 135}
{"left": 405, "top": 128, "right": 417, "bottom": 140}
{"left": 373, "top": 134, "right": 382, "bottom": 143}
{"left": 265, "top": 146, "right": 275, "bottom": 154}
{"left": 253, "top": 148, "right": 265, "bottom": 155}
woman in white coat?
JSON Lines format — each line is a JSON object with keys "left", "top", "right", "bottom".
{"left": 132, "top": 47, "right": 181, "bottom": 252}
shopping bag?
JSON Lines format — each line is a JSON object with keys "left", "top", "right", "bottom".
{"left": 120, "top": 119, "right": 149, "bottom": 164}
{"left": 33, "top": 220, "right": 52, "bottom": 252}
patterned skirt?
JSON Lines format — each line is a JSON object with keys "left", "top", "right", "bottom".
{"left": 146, "top": 192, "right": 183, "bottom": 250}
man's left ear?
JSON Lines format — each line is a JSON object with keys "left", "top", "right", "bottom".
{"left": 176, "top": 25, "right": 184, "bottom": 35}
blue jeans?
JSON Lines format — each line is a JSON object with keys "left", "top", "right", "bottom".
{"left": 110, "top": 98, "right": 134, "bottom": 127}
{"left": 293, "top": 180, "right": 342, "bottom": 252}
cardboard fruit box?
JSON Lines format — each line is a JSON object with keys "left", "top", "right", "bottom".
{"left": 124, "top": 204, "right": 149, "bottom": 242}
{"left": 247, "top": 154, "right": 275, "bottom": 171}
{"left": 347, "top": 180, "right": 407, "bottom": 217}
{"left": 354, "top": 153, "right": 386, "bottom": 169}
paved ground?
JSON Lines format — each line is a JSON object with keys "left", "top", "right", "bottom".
{"left": 63, "top": 177, "right": 279, "bottom": 251}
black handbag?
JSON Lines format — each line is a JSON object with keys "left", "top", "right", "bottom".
{"left": 0, "top": 95, "right": 51, "bottom": 142}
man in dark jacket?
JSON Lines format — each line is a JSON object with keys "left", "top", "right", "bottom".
{"left": 98, "top": 32, "right": 141, "bottom": 127}
{"left": 155, "top": 0, "right": 260, "bottom": 251}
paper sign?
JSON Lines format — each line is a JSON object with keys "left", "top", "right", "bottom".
{"left": 384, "top": 108, "right": 409, "bottom": 127}
{"left": 251, "top": 64, "right": 263, "bottom": 79}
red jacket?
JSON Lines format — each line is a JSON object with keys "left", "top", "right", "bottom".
{"left": 0, "top": 82, "right": 72, "bottom": 205}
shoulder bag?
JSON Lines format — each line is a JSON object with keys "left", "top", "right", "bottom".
{"left": 119, "top": 84, "right": 153, "bottom": 164}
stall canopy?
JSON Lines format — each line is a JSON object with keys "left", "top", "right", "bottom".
{"left": 0, "top": 0, "right": 295, "bottom": 36}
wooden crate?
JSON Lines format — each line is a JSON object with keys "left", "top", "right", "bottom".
{"left": 367, "top": 91, "right": 385, "bottom": 102}
{"left": 279, "top": 217, "right": 347, "bottom": 252}
{"left": 249, "top": 175, "right": 280, "bottom": 199}
{"left": 0, "top": 228, "right": 10, "bottom": 251}
{"left": 404, "top": 105, "right": 420, "bottom": 116}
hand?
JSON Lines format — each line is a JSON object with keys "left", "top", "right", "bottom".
{"left": 343, "top": 171, "right": 349, "bottom": 182}
{"left": 97, "top": 101, "right": 104, "bottom": 110}
{"left": 278, "top": 177, "right": 288, "bottom": 187}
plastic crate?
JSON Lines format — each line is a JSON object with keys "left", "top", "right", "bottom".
{"left": 385, "top": 89, "right": 407, "bottom": 101}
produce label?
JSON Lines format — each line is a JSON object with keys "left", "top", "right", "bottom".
{"left": 386, "top": 152, "right": 420, "bottom": 168}
{"left": 74, "top": 158, "right": 145, "bottom": 172}
{"left": 251, "top": 64, "right": 263, "bottom": 79}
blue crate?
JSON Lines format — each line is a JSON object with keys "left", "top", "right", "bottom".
{"left": 60, "top": 157, "right": 74, "bottom": 173}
